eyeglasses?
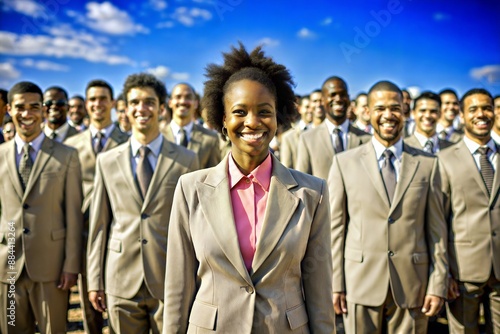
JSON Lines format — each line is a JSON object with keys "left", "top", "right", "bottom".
{"left": 44, "top": 100, "right": 67, "bottom": 108}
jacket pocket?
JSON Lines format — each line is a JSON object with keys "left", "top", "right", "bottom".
{"left": 189, "top": 300, "right": 217, "bottom": 330}
{"left": 344, "top": 248, "right": 363, "bottom": 262}
{"left": 412, "top": 252, "right": 429, "bottom": 264}
{"left": 51, "top": 228, "right": 66, "bottom": 240}
{"left": 286, "top": 303, "right": 309, "bottom": 330}
{"left": 108, "top": 238, "right": 122, "bottom": 253}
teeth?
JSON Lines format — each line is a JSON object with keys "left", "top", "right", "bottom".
{"left": 241, "top": 133, "right": 264, "bottom": 140}
{"left": 21, "top": 120, "right": 34, "bottom": 125}
{"left": 476, "top": 121, "right": 487, "bottom": 125}
{"left": 135, "top": 116, "right": 150, "bottom": 122}
{"left": 380, "top": 123, "right": 395, "bottom": 128}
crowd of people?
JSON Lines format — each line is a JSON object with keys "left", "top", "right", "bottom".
{"left": 0, "top": 43, "right": 499, "bottom": 334}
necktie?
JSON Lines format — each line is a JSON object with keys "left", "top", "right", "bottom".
{"left": 179, "top": 128, "right": 188, "bottom": 147}
{"left": 438, "top": 130, "right": 447, "bottom": 140}
{"left": 333, "top": 128, "right": 344, "bottom": 153}
{"left": 423, "top": 140, "right": 434, "bottom": 154}
{"left": 136, "top": 146, "right": 153, "bottom": 198}
{"left": 381, "top": 150, "right": 397, "bottom": 204}
{"left": 19, "top": 144, "right": 33, "bottom": 190}
{"left": 50, "top": 132, "right": 57, "bottom": 140}
{"left": 94, "top": 132, "right": 103, "bottom": 155}
{"left": 477, "top": 147, "right": 494, "bottom": 195}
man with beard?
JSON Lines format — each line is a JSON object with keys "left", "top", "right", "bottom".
{"left": 402, "top": 89, "right": 415, "bottom": 137}
{"left": 328, "top": 81, "right": 448, "bottom": 333}
{"left": 352, "top": 92, "right": 372, "bottom": 134}
{"left": 296, "top": 76, "right": 370, "bottom": 180}
{"left": 280, "top": 95, "right": 311, "bottom": 168}
{"left": 68, "top": 95, "right": 88, "bottom": 132}
{"left": 437, "top": 88, "right": 463, "bottom": 143}
{"left": 438, "top": 88, "right": 499, "bottom": 333}
{"left": 43, "top": 86, "right": 79, "bottom": 142}
{"left": 404, "top": 91, "right": 454, "bottom": 154}
{"left": 309, "top": 89, "right": 325, "bottom": 127}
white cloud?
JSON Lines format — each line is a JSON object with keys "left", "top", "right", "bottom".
{"left": 172, "top": 7, "right": 212, "bottom": 27}
{"left": 85, "top": 2, "right": 149, "bottom": 35}
{"left": 321, "top": 17, "right": 333, "bottom": 26}
{"left": 256, "top": 37, "right": 280, "bottom": 48}
{"left": 470, "top": 65, "right": 500, "bottom": 84}
{"left": 0, "top": 62, "right": 20, "bottom": 80}
{"left": 149, "top": 0, "right": 168, "bottom": 11}
{"left": 2, "top": 0, "right": 47, "bottom": 18}
{"left": 297, "top": 28, "right": 316, "bottom": 39}
{"left": 0, "top": 31, "right": 136, "bottom": 66}
{"left": 146, "top": 65, "right": 190, "bottom": 81}
{"left": 406, "top": 86, "right": 421, "bottom": 99}
{"left": 157, "top": 21, "right": 175, "bottom": 29}
{"left": 20, "top": 58, "right": 69, "bottom": 72}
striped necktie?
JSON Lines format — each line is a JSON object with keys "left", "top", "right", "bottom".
{"left": 477, "top": 146, "right": 494, "bottom": 195}
{"left": 19, "top": 144, "right": 33, "bottom": 190}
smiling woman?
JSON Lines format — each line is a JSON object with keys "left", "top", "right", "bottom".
{"left": 163, "top": 43, "right": 335, "bottom": 333}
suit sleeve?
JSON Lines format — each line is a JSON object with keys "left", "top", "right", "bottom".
{"left": 62, "top": 149, "right": 84, "bottom": 274}
{"left": 424, "top": 158, "right": 448, "bottom": 298}
{"left": 280, "top": 134, "right": 293, "bottom": 168}
{"left": 295, "top": 134, "right": 311, "bottom": 175}
{"left": 328, "top": 156, "right": 347, "bottom": 293}
{"left": 87, "top": 156, "right": 112, "bottom": 292}
{"left": 163, "top": 177, "right": 198, "bottom": 334}
{"left": 302, "top": 179, "right": 335, "bottom": 333}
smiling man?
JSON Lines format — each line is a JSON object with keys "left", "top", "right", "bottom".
{"left": 328, "top": 80, "right": 448, "bottom": 333}
{"left": 404, "top": 91, "right": 454, "bottom": 154}
{"left": 296, "top": 76, "right": 371, "bottom": 180}
{"left": 43, "top": 86, "right": 79, "bottom": 142}
{"left": 0, "top": 81, "right": 83, "bottom": 333}
{"left": 87, "top": 73, "right": 199, "bottom": 333}
{"left": 438, "top": 88, "right": 500, "bottom": 333}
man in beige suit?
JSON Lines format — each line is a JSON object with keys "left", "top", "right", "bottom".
{"left": 296, "top": 76, "right": 371, "bottom": 180}
{"left": 0, "top": 81, "right": 83, "bottom": 333}
{"left": 437, "top": 88, "right": 463, "bottom": 143}
{"left": 329, "top": 81, "right": 448, "bottom": 333}
{"left": 65, "top": 79, "right": 129, "bottom": 334}
{"left": 87, "top": 73, "right": 199, "bottom": 333}
{"left": 438, "top": 88, "right": 500, "bottom": 333}
{"left": 280, "top": 95, "right": 311, "bottom": 168}
{"left": 162, "top": 83, "right": 220, "bottom": 168}
{"left": 404, "top": 91, "right": 454, "bottom": 155}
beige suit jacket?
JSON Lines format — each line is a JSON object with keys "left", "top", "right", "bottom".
{"left": 163, "top": 154, "right": 335, "bottom": 334}
{"left": 404, "top": 134, "right": 454, "bottom": 154}
{"left": 162, "top": 123, "right": 221, "bottom": 169}
{"left": 280, "top": 127, "right": 303, "bottom": 169}
{"left": 0, "top": 138, "right": 83, "bottom": 282}
{"left": 65, "top": 127, "right": 130, "bottom": 218}
{"left": 438, "top": 140, "right": 500, "bottom": 282}
{"left": 296, "top": 122, "right": 371, "bottom": 180}
{"left": 328, "top": 142, "right": 448, "bottom": 308}
{"left": 87, "top": 138, "right": 199, "bottom": 299}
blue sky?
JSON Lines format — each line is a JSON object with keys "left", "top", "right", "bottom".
{"left": 1, "top": 0, "right": 499, "bottom": 101}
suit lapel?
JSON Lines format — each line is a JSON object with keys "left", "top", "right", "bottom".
{"left": 197, "top": 157, "right": 252, "bottom": 285}
{"left": 5, "top": 141, "right": 23, "bottom": 199}
{"left": 317, "top": 122, "right": 334, "bottom": 160}
{"left": 24, "top": 138, "right": 53, "bottom": 199}
{"left": 142, "top": 139, "right": 176, "bottom": 210}
{"left": 251, "top": 157, "right": 299, "bottom": 274}
{"left": 162, "top": 124, "right": 176, "bottom": 143}
{"left": 360, "top": 143, "right": 390, "bottom": 208}
{"left": 456, "top": 141, "right": 490, "bottom": 198}
{"left": 188, "top": 126, "right": 202, "bottom": 154}
{"left": 347, "top": 124, "right": 360, "bottom": 150}
{"left": 115, "top": 142, "right": 143, "bottom": 206}
{"left": 105, "top": 127, "right": 128, "bottom": 151}
{"left": 390, "top": 145, "right": 419, "bottom": 214}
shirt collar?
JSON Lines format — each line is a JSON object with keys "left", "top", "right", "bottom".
{"left": 372, "top": 136, "right": 403, "bottom": 161}
{"left": 15, "top": 132, "right": 45, "bottom": 155}
{"left": 228, "top": 152, "right": 273, "bottom": 191}
{"left": 170, "top": 120, "right": 194, "bottom": 136}
{"left": 325, "top": 118, "right": 349, "bottom": 134}
{"left": 413, "top": 131, "right": 438, "bottom": 147}
{"left": 90, "top": 123, "right": 115, "bottom": 138}
{"left": 463, "top": 135, "right": 497, "bottom": 155}
{"left": 130, "top": 134, "right": 163, "bottom": 158}
{"left": 436, "top": 123, "right": 454, "bottom": 134}
{"left": 298, "top": 120, "right": 310, "bottom": 131}
{"left": 44, "top": 121, "right": 69, "bottom": 136}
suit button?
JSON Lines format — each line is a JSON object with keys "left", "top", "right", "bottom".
{"left": 246, "top": 286, "right": 254, "bottom": 294}
{"left": 388, "top": 251, "right": 394, "bottom": 257}
{"left": 23, "top": 228, "right": 30, "bottom": 234}
{"left": 493, "top": 231, "right": 497, "bottom": 237}
{"left": 142, "top": 239, "right": 148, "bottom": 244}
{"left": 141, "top": 213, "right": 148, "bottom": 220}
{"left": 22, "top": 204, "right": 29, "bottom": 209}
{"left": 388, "top": 218, "right": 395, "bottom": 224}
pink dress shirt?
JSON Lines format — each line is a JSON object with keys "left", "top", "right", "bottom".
{"left": 228, "top": 153, "right": 272, "bottom": 271}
